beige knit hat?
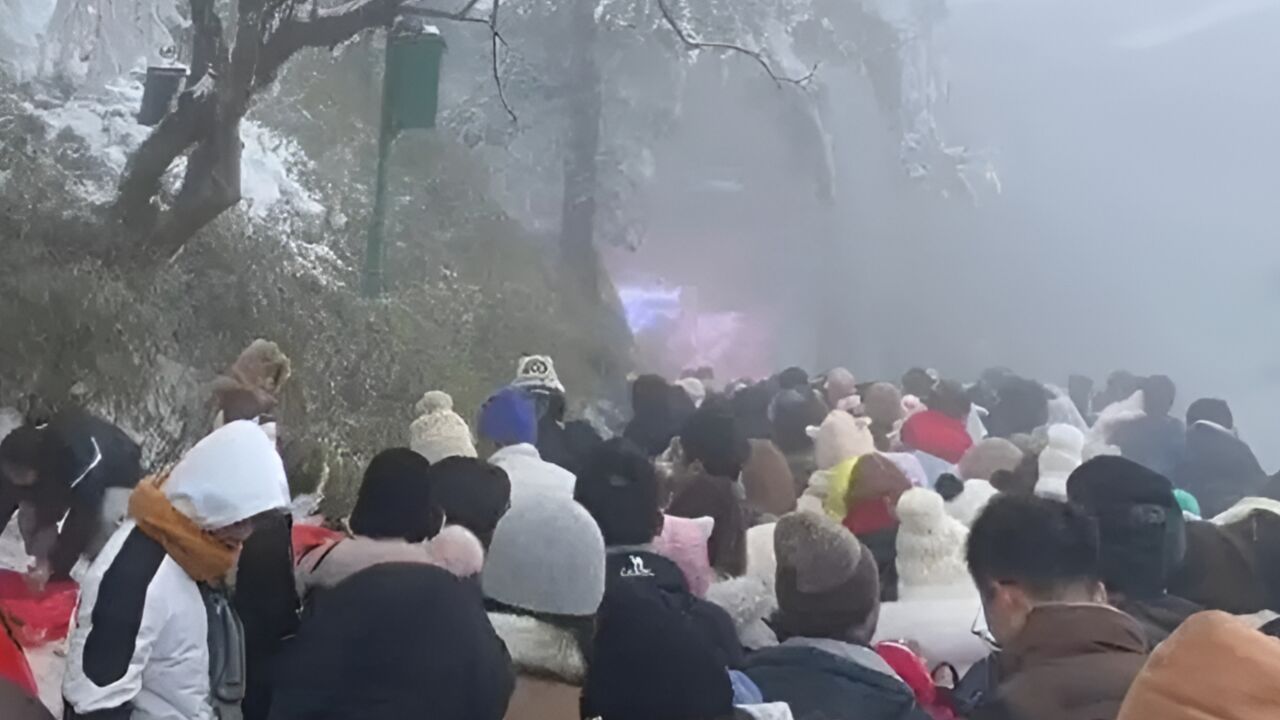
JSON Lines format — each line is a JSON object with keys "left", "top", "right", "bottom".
{"left": 409, "top": 391, "right": 478, "bottom": 463}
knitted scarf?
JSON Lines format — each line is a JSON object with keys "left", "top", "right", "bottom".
{"left": 129, "top": 474, "right": 238, "bottom": 583}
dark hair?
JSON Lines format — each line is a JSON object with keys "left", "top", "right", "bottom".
{"left": 680, "top": 405, "right": 750, "bottom": 479}
{"left": 631, "top": 375, "right": 673, "bottom": 418}
{"left": 575, "top": 439, "right": 660, "bottom": 546}
{"left": 770, "top": 389, "right": 827, "bottom": 454}
{"left": 777, "top": 367, "right": 810, "bottom": 391}
{"left": 1142, "top": 375, "right": 1177, "bottom": 416}
{"left": 966, "top": 494, "right": 1101, "bottom": 600}
{"left": 926, "top": 380, "right": 972, "bottom": 421}
{"left": 0, "top": 418, "right": 79, "bottom": 487}
{"left": 902, "top": 367, "right": 937, "bottom": 399}
{"left": 428, "top": 457, "right": 511, "bottom": 548}
{"left": 349, "top": 448, "right": 441, "bottom": 544}
{"left": 1186, "top": 398, "right": 1232, "bottom": 429}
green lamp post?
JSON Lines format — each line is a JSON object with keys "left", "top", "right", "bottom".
{"left": 363, "top": 17, "right": 446, "bottom": 298}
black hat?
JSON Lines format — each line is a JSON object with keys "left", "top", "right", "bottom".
{"left": 349, "top": 448, "right": 440, "bottom": 544}
{"left": 1067, "top": 456, "right": 1184, "bottom": 598}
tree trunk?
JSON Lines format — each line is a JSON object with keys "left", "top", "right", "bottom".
{"left": 559, "top": 0, "right": 602, "bottom": 300}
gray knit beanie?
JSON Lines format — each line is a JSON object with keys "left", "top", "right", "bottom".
{"left": 482, "top": 492, "right": 606, "bottom": 617}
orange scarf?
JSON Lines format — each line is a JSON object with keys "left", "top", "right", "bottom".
{"left": 129, "top": 474, "right": 238, "bottom": 583}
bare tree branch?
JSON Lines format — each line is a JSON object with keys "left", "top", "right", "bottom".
{"left": 489, "top": 0, "right": 517, "bottom": 123}
{"left": 654, "top": 0, "right": 817, "bottom": 86}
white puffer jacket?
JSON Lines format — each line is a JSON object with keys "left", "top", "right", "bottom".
{"left": 63, "top": 422, "right": 290, "bottom": 720}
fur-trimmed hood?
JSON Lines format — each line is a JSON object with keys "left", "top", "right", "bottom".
{"left": 296, "top": 525, "right": 485, "bottom": 599}
{"left": 488, "top": 612, "right": 587, "bottom": 684}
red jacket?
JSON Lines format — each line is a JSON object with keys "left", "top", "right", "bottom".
{"left": 901, "top": 411, "right": 973, "bottom": 464}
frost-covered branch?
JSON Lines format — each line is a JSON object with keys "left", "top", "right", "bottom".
{"left": 654, "top": 0, "right": 816, "bottom": 86}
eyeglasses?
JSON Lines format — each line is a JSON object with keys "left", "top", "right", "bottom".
{"left": 971, "top": 609, "right": 1002, "bottom": 652}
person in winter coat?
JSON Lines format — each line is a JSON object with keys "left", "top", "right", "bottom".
{"left": 743, "top": 511, "right": 931, "bottom": 720}
{"left": 1110, "top": 375, "right": 1185, "bottom": 479}
{"left": 801, "top": 411, "right": 876, "bottom": 516}
{"left": 625, "top": 375, "right": 683, "bottom": 457}
{"left": 512, "top": 355, "right": 603, "bottom": 476}
{"left": 409, "top": 390, "right": 478, "bottom": 463}
{"left": 863, "top": 383, "right": 905, "bottom": 452}
{"left": 294, "top": 448, "right": 485, "bottom": 602}
{"left": 982, "top": 376, "right": 1051, "bottom": 440}
{"left": 841, "top": 454, "right": 913, "bottom": 601}
{"left": 668, "top": 403, "right": 751, "bottom": 578}
{"left": 1067, "top": 456, "right": 1202, "bottom": 645}
{"left": 482, "top": 493, "right": 606, "bottom": 720}
{"left": 1116, "top": 611, "right": 1280, "bottom": 720}
{"left": 479, "top": 387, "right": 576, "bottom": 503}
{"left": 1171, "top": 398, "right": 1267, "bottom": 518}
{"left": 742, "top": 439, "right": 797, "bottom": 519}
{"left": 899, "top": 381, "right": 973, "bottom": 465}
{"left": 575, "top": 439, "right": 742, "bottom": 661}
{"left": 770, "top": 388, "right": 827, "bottom": 490}
{"left": 575, "top": 439, "right": 743, "bottom": 720}
{"left": 964, "top": 494, "right": 1148, "bottom": 720}
{"left": 268, "top": 563, "right": 515, "bottom": 720}
{"left": 874, "top": 490, "right": 988, "bottom": 675}
{"left": 1169, "top": 501, "right": 1280, "bottom": 614}
{"left": 428, "top": 456, "right": 512, "bottom": 549}
{"left": 63, "top": 421, "right": 291, "bottom": 720}
{"left": 209, "top": 339, "right": 292, "bottom": 427}
{"left": 0, "top": 408, "right": 143, "bottom": 586}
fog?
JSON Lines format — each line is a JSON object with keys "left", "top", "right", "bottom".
{"left": 617, "top": 0, "right": 1280, "bottom": 467}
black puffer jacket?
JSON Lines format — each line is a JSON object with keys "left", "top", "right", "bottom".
{"left": 0, "top": 409, "right": 143, "bottom": 577}
{"left": 269, "top": 563, "right": 514, "bottom": 720}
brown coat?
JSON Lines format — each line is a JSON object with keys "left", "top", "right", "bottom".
{"left": 503, "top": 676, "right": 581, "bottom": 720}
{"left": 1117, "top": 611, "right": 1280, "bottom": 720}
{"left": 974, "top": 604, "right": 1148, "bottom": 720}
{"left": 742, "top": 440, "right": 797, "bottom": 518}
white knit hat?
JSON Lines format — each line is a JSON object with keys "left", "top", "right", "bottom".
{"left": 807, "top": 411, "right": 876, "bottom": 471}
{"left": 482, "top": 493, "right": 606, "bottom": 617}
{"left": 945, "top": 478, "right": 1000, "bottom": 527}
{"left": 512, "top": 355, "right": 565, "bottom": 394}
{"left": 1035, "top": 424, "right": 1085, "bottom": 501}
{"left": 895, "top": 488, "right": 975, "bottom": 600}
{"left": 409, "top": 391, "right": 478, "bottom": 463}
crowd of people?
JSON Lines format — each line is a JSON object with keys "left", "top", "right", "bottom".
{"left": 2, "top": 344, "right": 1280, "bottom": 720}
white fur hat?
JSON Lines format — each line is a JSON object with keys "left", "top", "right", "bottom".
{"left": 1035, "top": 424, "right": 1085, "bottom": 501}
{"left": 409, "top": 391, "right": 478, "bottom": 463}
{"left": 945, "top": 478, "right": 1000, "bottom": 527}
{"left": 895, "top": 488, "right": 975, "bottom": 600}
{"left": 512, "top": 355, "right": 565, "bottom": 394}
{"left": 807, "top": 411, "right": 876, "bottom": 471}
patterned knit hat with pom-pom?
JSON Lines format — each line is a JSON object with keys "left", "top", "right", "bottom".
{"left": 410, "top": 391, "right": 478, "bottom": 463}
{"left": 894, "top": 487, "right": 974, "bottom": 600}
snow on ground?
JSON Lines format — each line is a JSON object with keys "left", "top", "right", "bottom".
{"left": 26, "top": 77, "right": 326, "bottom": 220}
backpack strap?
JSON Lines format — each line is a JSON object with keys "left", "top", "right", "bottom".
{"left": 202, "top": 585, "right": 247, "bottom": 720}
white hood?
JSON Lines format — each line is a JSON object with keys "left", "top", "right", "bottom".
{"left": 165, "top": 420, "right": 290, "bottom": 529}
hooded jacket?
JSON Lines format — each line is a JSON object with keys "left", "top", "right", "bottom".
{"left": 269, "top": 563, "right": 514, "bottom": 720}
{"left": 972, "top": 604, "right": 1147, "bottom": 720}
{"left": 744, "top": 638, "right": 931, "bottom": 720}
{"left": 1172, "top": 421, "right": 1267, "bottom": 519}
{"left": 489, "top": 444, "right": 576, "bottom": 504}
{"left": 1116, "top": 611, "right": 1280, "bottom": 720}
{"left": 63, "top": 422, "right": 290, "bottom": 720}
